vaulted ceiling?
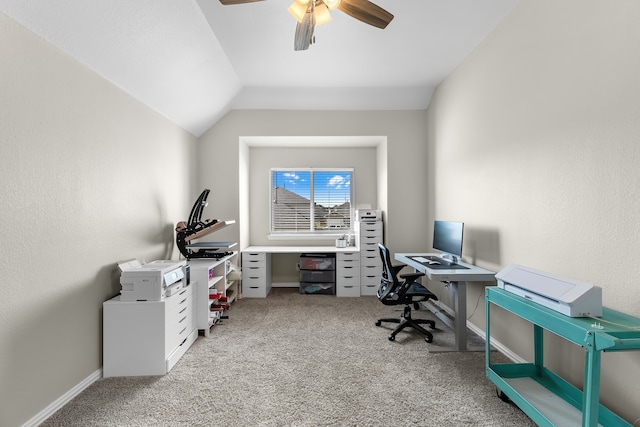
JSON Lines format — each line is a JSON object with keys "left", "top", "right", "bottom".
{"left": 0, "top": 0, "right": 521, "bottom": 136}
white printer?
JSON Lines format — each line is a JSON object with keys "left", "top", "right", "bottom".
{"left": 356, "top": 209, "right": 382, "bottom": 222}
{"left": 496, "top": 264, "right": 602, "bottom": 317}
{"left": 119, "top": 259, "right": 187, "bottom": 301}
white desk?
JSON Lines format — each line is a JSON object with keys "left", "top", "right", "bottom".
{"left": 395, "top": 253, "right": 495, "bottom": 352}
{"left": 242, "top": 246, "right": 361, "bottom": 297}
{"left": 243, "top": 245, "right": 359, "bottom": 254}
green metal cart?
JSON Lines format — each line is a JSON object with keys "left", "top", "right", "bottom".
{"left": 485, "top": 287, "right": 640, "bottom": 426}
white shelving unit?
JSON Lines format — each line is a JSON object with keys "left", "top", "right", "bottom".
{"left": 188, "top": 252, "right": 238, "bottom": 336}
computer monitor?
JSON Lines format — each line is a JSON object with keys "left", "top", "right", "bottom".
{"left": 433, "top": 220, "right": 464, "bottom": 261}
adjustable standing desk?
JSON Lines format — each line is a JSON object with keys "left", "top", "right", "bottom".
{"left": 395, "top": 253, "right": 496, "bottom": 352}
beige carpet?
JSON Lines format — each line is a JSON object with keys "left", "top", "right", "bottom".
{"left": 41, "top": 288, "right": 534, "bottom": 426}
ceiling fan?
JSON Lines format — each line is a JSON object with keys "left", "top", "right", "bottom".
{"left": 218, "top": 0, "right": 394, "bottom": 51}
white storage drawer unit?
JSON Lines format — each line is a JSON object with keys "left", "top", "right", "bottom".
{"left": 103, "top": 284, "right": 197, "bottom": 377}
{"left": 242, "top": 251, "right": 272, "bottom": 298}
{"left": 358, "top": 220, "right": 383, "bottom": 296}
{"left": 336, "top": 251, "right": 360, "bottom": 297}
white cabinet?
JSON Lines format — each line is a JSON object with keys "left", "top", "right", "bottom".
{"left": 103, "top": 284, "right": 197, "bottom": 377}
{"left": 241, "top": 251, "right": 272, "bottom": 298}
{"left": 188, "top": 252, "right": 238, "bottom": 336}
{"left": 336, "top": 251, "right": 360, "bottom": 297}
{"left": 357, "top": 221, "right": 383, "bottom": 296}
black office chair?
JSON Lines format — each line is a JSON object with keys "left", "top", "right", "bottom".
{"left": 375, "top": 243, "right": 438, "bottom": 342}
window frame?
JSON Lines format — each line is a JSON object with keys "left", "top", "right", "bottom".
{"left": 269, "top": 167, "right": 354, "bottom": 239}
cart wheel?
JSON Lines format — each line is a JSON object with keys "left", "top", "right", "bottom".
{"left": 375, "top": 320, "right": 381, "bottom": 327}
{"left": 496, "top": 388, "right": 511, "bottom": 403}
{"left": 388, "top": 335, "right": 395, "bottom": 341}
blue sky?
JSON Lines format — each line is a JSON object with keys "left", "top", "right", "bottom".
{"left": 273, "top": 170, "right": 351, "bottom": 207}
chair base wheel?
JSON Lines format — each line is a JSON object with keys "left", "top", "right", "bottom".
{"left": 388, "top": 335, "right": 395, "bottom": 341}
{"left": 424, "top": 335, "right": 433, "bottom": 343}
{"left": 375, "top": 320, "right": 382, "bottom": 327}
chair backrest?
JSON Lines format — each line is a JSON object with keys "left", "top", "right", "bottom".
{"left": 377, "top": 243, "right": 402, "bottom": 302}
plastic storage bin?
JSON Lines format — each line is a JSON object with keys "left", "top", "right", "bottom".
{"left": 299, "top": 253, "right": 336, "bottom": 295}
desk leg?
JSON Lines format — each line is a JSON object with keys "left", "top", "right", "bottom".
{"left": 421, "top": 280, "right": 483, "bottom": 352}
{"left": 451, "top": 281, "right": 468, "bottom": 351}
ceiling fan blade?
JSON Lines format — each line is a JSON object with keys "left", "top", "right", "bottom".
{"left": 294, "top": 10, "right": 316, "bottom": 51}
{"left": 219, "top": 0, "right": 264, "bottom": 5}
{"left": 338, "top": 0, "right": 393, "bottom": 29}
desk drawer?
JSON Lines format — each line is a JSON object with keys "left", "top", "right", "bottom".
{"left": 166, "top": 285, "right": 192, "bottom": 312}
{"left": 337, "top": 252, "right": 359, "bottom": 262}
{"left": 361, "top": 268, "right": 381, "bottom": 283}
{"left": 361, "top": 255, "right": 382, "bottom": 268}
{"left": 166, "top": 302, "right": 194, "bottom": 355}
{"left": 358, "top": 221, "right": 383, "bottom": 234}
{"left": 360, "top": 243, "right": 379, "bottom": 257}
{"left": 243, "top": 275, "right": 266, "bottom": 286}
{"left": 336, "top": 282, "right": 360, "bottom": 297}
{"left": 242, "top": 252, "right": 267, "bottom": 267}
{"left": 360, "top": 271, "right": 380, "bottom": 296}
{"left": 337, "top": 253, "right": 360, "bottom": 269}
{"left": 360, "top": 234, "right": 382, "bottom": 244}
{"left": 337, "top": 275, "right": 360, "bottom": 287}
{"left": 242, "top": 278, "right": 269, "bottom": 298}
{"left": 243, "top": 265, "right": 267, "bottom": 279}
{"left": 337, "top": 264, "right": 359, "bottom": 277}
{"left": 360, "top": 283, "right": 378, "bottom": 296}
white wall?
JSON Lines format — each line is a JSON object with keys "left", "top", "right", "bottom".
{"left": 426, "top": 0, "right": 640, "bottom": 421}
{"left": 0, "top": 13, "right": 197, "bottom": 427}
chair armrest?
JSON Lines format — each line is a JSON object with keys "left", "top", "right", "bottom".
{"left": 391, "top": 264, "right": 405, "bottom": 275}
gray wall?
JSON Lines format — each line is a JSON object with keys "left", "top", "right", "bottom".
{"left": 0, "top": 13, "right": 197, "bottom": 427}
{"left": 197, "top": 110, "right": 430, "bottom": 256}
{"left": 426, "top": 0, "right": 640, "bottom": 421}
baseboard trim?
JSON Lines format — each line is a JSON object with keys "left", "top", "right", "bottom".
{"left": 271, "top": 282, "right": 299, "bottom": 288}
{"left": 22, "top": 368, "right": 102, "bottom": 427}
{"left": 426, "top": 299, "right": 525, "bottom": 364}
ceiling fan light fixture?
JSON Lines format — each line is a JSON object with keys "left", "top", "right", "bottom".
{"left": 314, "top": 2, "right": 332, "bottom": 26}
{"left": 322, "top": 0, "right": 341, "bottom": 10}
{"left": 294, "top": 7, "right": 316, "bottom": 51}
{"left": 288, "top": 1, "right": 308, "bottom": 22}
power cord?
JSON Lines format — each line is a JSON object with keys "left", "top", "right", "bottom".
{"left": 467, "top": 287, "right": 485, "bottom": 320}
{"left": 587, "top": 315, "right": 640, "bottom": 331}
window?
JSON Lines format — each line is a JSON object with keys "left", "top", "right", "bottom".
{"left": 271, "top": 168, "right": 353, "bottom": 235}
